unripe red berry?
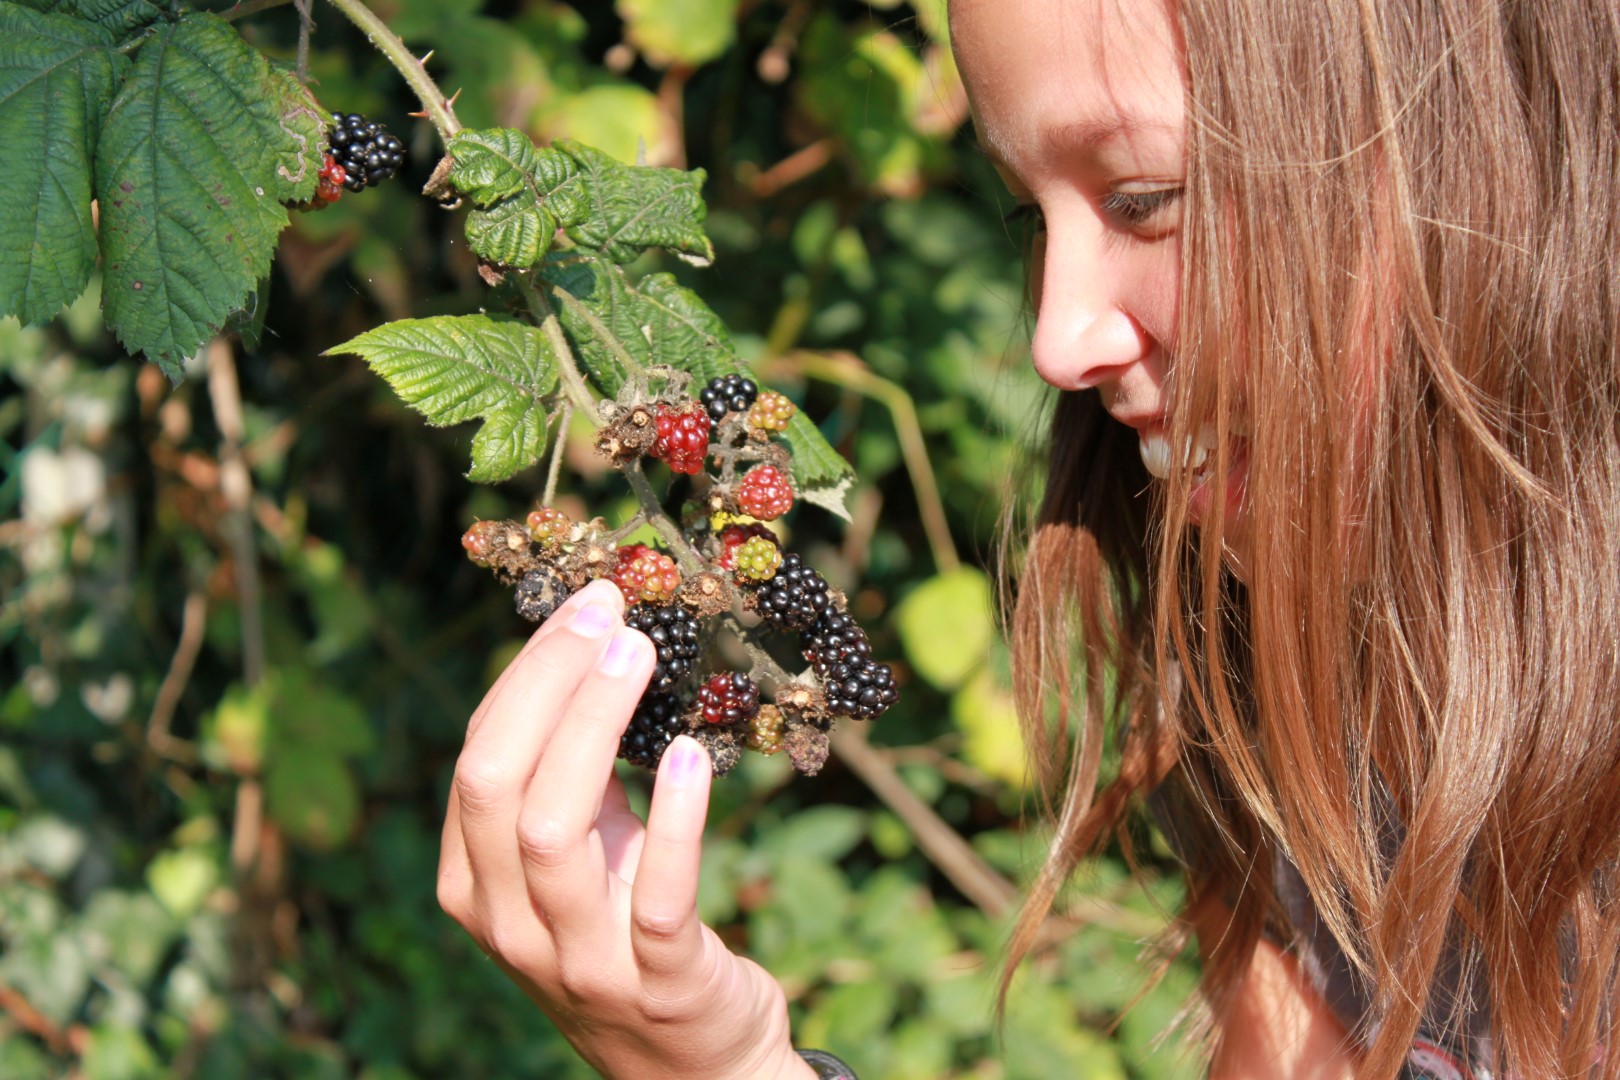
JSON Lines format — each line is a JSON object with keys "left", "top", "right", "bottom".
{"left": 736, "top": 464, "right": 794, "bottom": 521}
{"left": 717, "top": 523, "right": 777, "bottom": 571}
{"left": 610, "top": 544, "right": 682, "bottom": 605}
{"left": 651, "top": 403, "right": 711, "bottom": 475}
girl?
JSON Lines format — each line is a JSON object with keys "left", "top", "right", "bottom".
{"left": 435, "top": 0, "right": 1620, "bottom": 1077}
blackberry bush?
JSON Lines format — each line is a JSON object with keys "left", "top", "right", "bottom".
{"left": 626, "top": 602, "right": 702, "bottom": 693}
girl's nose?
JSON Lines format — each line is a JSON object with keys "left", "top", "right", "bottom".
{"left": 1028, "top": 228, "right": 1153, "bottom": 391}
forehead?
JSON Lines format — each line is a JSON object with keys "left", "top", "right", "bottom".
{"left": 950, "top": 0, "right": 1184, "bottom": 170}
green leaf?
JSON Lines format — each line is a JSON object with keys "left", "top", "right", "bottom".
{"left": 543, "top": 252, "right": 854, "bottom": 507}
{"left": 13, "top": 0, "right": 161, "bottom": 34}
{"left": 952, "top": 666, "right": 1027, "bottom": 789}
{"left": 896, "top": 568, "right": 994, "bottom": 689}
{"left": 617, "top": 0, "right": 739, "bottom": 67}
{"left": 326, "top": 315, "right": 561, "bottom": 482}
{"left": 146, "top": 847, "right": 218, "bottom": 919}
{"left": 0, "top": 4, "right": 125, "bottom": 325}
{"left": 448, "top": 128, "right": 586, "bottom": 269}
{"left": 96, "top": 13, "right": 299, "bottom": 377}
{"left": 264, "top": 65, "right": 326, "bottom": 205}
{"left": 556, "top": 138, "right": 714, "bottom": 265}
{"left": 266, "top": 750, "right": 360, "bottom": 851}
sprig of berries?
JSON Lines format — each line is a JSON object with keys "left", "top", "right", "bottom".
{"left": 463, "top": 372, "right": 900, "bottom": 776}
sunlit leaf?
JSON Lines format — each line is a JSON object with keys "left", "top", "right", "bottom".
{"left": 895, "top": 567, "right": 994, "bottom": 690}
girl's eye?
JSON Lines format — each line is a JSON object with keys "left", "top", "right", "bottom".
{"left": 1099, "top": 187, "right": 1183, "bottom": 230}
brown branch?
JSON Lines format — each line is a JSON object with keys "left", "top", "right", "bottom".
{"left": 147, "top": 589, "right": 207, "bottom": 764}
{"left": 0, "top": 981, "right": 86, "bottom": 1056}
{"left": 747, "top": 138, "right": 833, "bottom": 198}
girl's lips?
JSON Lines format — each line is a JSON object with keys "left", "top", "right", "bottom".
{"left": 1187, "top": 440, "right": 1249, "bottom": 525}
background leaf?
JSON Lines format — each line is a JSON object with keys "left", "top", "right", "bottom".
{"left": 617, "top": 0, "right": 740, "bottom": 67}
{"left": 0, "top": 4, "right": 125, "bottom": 325}
{"left": 896, "top": 567, "right": 994, "bottom": 689}
{"left": 326, "top": 315, "right": 561, "bottom": 482}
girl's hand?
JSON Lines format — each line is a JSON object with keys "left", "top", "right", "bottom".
{"left": 436, "top": 579, "right": 815, "bottom": 1080}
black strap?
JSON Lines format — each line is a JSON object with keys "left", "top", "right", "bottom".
{"left": 796, "top": 1048, "right": 859, "bottom": 1079}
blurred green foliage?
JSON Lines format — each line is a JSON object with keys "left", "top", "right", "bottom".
{"left": 0, "top": 1, "right": 1199, "bottom": 1076}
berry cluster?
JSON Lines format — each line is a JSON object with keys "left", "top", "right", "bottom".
{"left": 462, "top": 368, "right": 899, "bottom": 779}
{"left": 329, "top": 113, "right": 404, "bottom": 192}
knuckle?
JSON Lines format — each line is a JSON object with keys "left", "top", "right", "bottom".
{"left": 554, "top": 958, "right": 610, "bottom": 1002}
{"left": 453, "top": 755, "right": 515, "bottom": 816}
{"left": 436, "top": 867, "right": 470, "bottom": 922}
{"left": 632, "top": 907, "right": 688, "bottom": 946}
{"left": 515, "top": 813, "right": 575, "bottom": 870}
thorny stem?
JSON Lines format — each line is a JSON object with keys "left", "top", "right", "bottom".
{"left": 322, "top": 0, "right": 461, "bottom": 141}
{"left": 521, "top": 279, "right": 598, "bottom": 417}
{"left": 721, "top": 611, "right": 799, "bottom": 690}
{"left": 550, "top": 287, "right": 647, "bottom": 378}
{"left": 625, "top": 460, "right": 704, "bottom": 573}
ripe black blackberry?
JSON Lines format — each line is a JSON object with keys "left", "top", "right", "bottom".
{"left": 514, "top": 567, "right": 570, "bottom": 623}
{"left": 822, "top": 659, "right": 899, "bottom": 721}
{"left": 626, "top": 602, "right": 702, "bottom": 693}
{"left": 328, "top": 112, "right": 405, "bottom": 192}
{"left": 618, "top": 692, "right": 686, "bottom": 768}
{"left": 800, "top": 608, "right": 873, "bottom": 676}
{"left": 699, "top": 373, "right": 759, "bottom": 421}
{"left": 753, "top": 553, "right": 830, "bottom": 631}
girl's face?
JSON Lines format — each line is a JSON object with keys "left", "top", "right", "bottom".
{"left": 953, "top": 0, "right": 1241, "bottom": 528}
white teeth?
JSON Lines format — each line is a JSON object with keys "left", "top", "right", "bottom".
{"left": 1139, "top": 425, "right": 1219, "bottom": 481}
{"left": 1139, "top": 433, "right": 1173, "bottom": 479}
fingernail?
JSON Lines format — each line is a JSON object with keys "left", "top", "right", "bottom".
{"left": 598, "top": 628, "right": 641, "bottom": 677}
{"left": 571, "top": 602, "right": 617, "bottom": 638}
{"left": 662, "top": 737, "right": 709, "bottom": 782}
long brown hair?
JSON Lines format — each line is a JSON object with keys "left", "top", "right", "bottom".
{"left": 1000, "top": 1, "right": 1620, "bottom": 1075}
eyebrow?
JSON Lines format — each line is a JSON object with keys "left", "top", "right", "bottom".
{"left": 974, "top": 114, "right": 1178, "bottom": 166}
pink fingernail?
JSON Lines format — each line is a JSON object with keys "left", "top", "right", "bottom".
{"left": 663, "top": 737, "right": 708, "bottom": 782}
{"left": 598, "top": 629, "right": 641, "bottom": 677}
{"left": 571, "top": 602, "right": 617, "bottom": 637}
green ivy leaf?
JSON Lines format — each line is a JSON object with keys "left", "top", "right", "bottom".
{"left": 448, "top": 127, "right": 586, "bottom": 268}
{"left": 326, "top": 315, "right": 561, "bottom": 483}
{"left": 543, "top": 253, "right": 854, "bottom": 510}
{"left": 556, "top": 138, "right": 714, "bottom": 265}
{"left": 96, "top": 13, "right": 299, "bottom": 377}
{"left": 0, "top": 4, "right": 125, "bottom": 325}
{"left": 616, "top": 0, "right": 739, "bottom": 67}
{"left": 13, "top": 0, "right": 161, "bottom": 34}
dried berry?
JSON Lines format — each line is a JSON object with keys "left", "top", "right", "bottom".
{"left": 651, "top": 402, "right": 711, "bottom": 475}
{"left": 736, "top": 463, "right": 795, "bottom": 520}
{"left": 696, "top": 672, "right": 760, "bottom": 727}
{"left": 610, "top": 544, "right": 683, "bottom": 605}
{"left": 461, "top": 520, "right": 504, "bottom": 567}
{"left": 514, "top": 568, "right": 570, "bottom": 623}
{"left": 746, "top": 391, "right": 796, "bottom": 435}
